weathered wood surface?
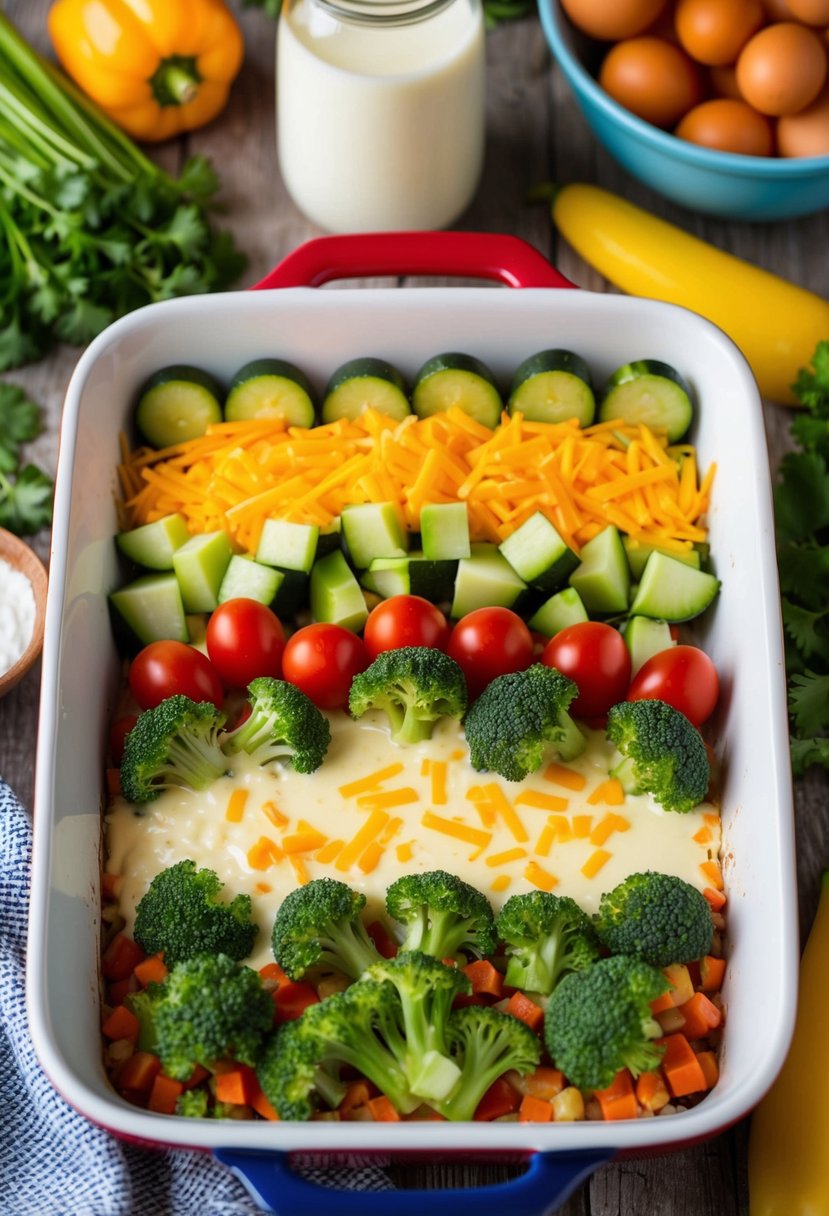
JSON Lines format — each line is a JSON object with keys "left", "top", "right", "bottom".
{"left": 2, "top": 1, "right": 828, "bottom": 1210}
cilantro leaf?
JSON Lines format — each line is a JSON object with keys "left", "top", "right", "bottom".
{"left": 774, "top": 450, "right": 829, "bottom": 544}
{"left": 777, "top": 541, "right": 829, "bottom": 610}
{"left": 790, "top": 736, "right": 829, "bottom": 780}
{"left": 781, "top": 599, "right": 829, "bottom": 664}
{"left": 0, "top": 465, "right": 54, "bottom": 536}
{"left": 789, "top": 671, "right": 829, "bottom": 737}
{"left": 0, "top": 383, "right": 41, "bottom": 470}
{"left": 791, "top": 341, "right": 829, "bottom": 418}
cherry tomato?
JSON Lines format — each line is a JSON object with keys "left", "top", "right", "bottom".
{"left": 541, "top": 622, "right": 631, "bottom": 719}
{"left": 109, "top": 714, "right": 138, "bottom": 764}
{"left": 447, "top": 607, "right": 534, "bottom": 701}
{"left": 128, "top": 640, "right": 224, "bottom": 711}
{"left": 282, "top": 623, "right": 369, "bottom": 710}
{"left": 205, "top": 598, "right": 285, "bottom": 688}
{"left": 627, "top": 644, "right": 719, "bottom": 727}
{"left": 363, "top": 595, "right": 450, "bottom": 659}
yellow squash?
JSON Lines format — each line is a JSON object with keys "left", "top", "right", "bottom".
{"left": 550, "top": 183, "right": 829, "bottom": 406}
{"left": 748, "top": 870, "right": 829, "bottom": 1215}
{"left": 48, "top": 0, "right": 244, "bottom": 142}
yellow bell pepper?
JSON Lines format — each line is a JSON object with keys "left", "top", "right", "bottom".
{"left": 748, "top": 870, "right": 829, "bottom": 1215}
{"left": 48, "top": 0, "right": 244, "bottom": 143}
{"left": 549, "top": 183, "right": 829, "bottom": 407}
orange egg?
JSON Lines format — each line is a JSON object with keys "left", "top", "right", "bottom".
{"left": 675, "top": 97, "right": 776, "bottom": 153}
{"left": 675, "top": 0, "right": 766, "bottom": 66}
{"left": 785, "top": 0, "right": 829, "bottom": 22}
{"left": 599, "top": 37, "right": 704, "bottom": 126}
{"left": 736, "top": 22, "right": 827, "bottom": 114}
{"left": 777, "top": 83, "right": 829, "bottom": 152}
{"left": 709, "top": 63, "right": 743, "bottom": 97}
{"left": 560, "top": 0, "right": 669, "bottom": 42}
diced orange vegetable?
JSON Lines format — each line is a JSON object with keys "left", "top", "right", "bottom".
{"left": 338, "top": 1080, "right": 375, "bottom": 1117}
{"left": 699, "top": 860, "right": 724, "bottom": 891}
{"left": 107, "top": 976, "right": 137, "bottom": 1005}
{"left": 102, "top": 1004, "right": 140, "bottom": 1042}
{"left": 215, "top": 1064, "right": 260, "bottom": 1106}
{"left": 677, "top": 991, "right": 722, "bottom": 1040}
{"left": 144, "top": 1074, "right": 183, "bottom": 1115}
{"left": 225, "top": 788, "right": 248, "bottom": 823}
{"left": 102, "top": 933, "right": 145, "bottom": 981}
{"left": 474, "top": 1076, "right": 521, "bottom": 1121}
{"left": 696, "top": 1050, "right": 719, "bottom": 1090}
{"left": 635, "top": 1070, "right": 671, "bottom": 1113}
{"left": 367, "top": 1095, "right": 401, "bottom": 1122}
{"left": 518, "top": 1094, "right": 554, "bottom": 1123}
{"left": 273, "top": 981, "right": 320, "bottom": 1024}
{"left": 662, "top": 962, "right": 695, "bottom": 1007}
{"left": 101, "top": 872, "right": 120, "bottom": 900}
{"left": 463, "top": 960, "right": 504, "bottom": 999}
{"left": 659, "top": 1033, "right": 708, "bottom": 1097}
{"left": 252, "top": 1087, "right": 281, "bottom": 1121}
{"left": 650, "top": 989, "right": 675, "bottom": 1014}
{"left": 703, "top": 886, "right": 727, "bottom": 912}
{"left": 259, "top": 961, "right": 291, "bottom": 988}
{"left": 106, "top": 768, "right": 121, "bottom": 796}
{"left": 117, "top": 1051, "right": 161, "bottom": 1095}
{"left": 367, "top": 920, "right": 398, "bottom": 960}
{"left": 133, "top": 953, "right": 168, "bottom": 988}
{"left": 504, "top": 991, "right": 544, "bottom": 1033}
{"left": 521, "top": 1067, "right": 565, "bottom": 1100}
{"left": 595, "top": 1069, "right": 638, "bottom": 1121}
{"left": 699, "top": 954, "right": 726, "bottom": 992}
{"left": 182, "top": 1064, "right": 210, "bottom": 1091}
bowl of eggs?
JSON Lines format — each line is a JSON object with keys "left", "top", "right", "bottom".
{"left": 538, "top": 0, "right": 829, "bottom": 220}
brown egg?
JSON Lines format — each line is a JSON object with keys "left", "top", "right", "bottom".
{"left": 736, "top": 22, "right": 827, "bottom": 114}
{"left": 777, "top": 83, "right": 829, "bottom": 152}
{"left": 709, "top": 63, "right": 743, "bottom": 97}
{"left": 675, "top": 0, "right": 766, "bottom": 65}
{"left": 785, "top": 0, "right": 829, "bottom": 22}
{"left": 560, "top": 0, "right": 669, "bottom": 42}
{"left": 599, "top": 37, "right": 704, "bottom": 126}
{"left": 676, "top": 97, "right": 776, "bottom": 153}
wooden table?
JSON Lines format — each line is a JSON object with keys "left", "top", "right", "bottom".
{"left": 2, "top": 1, "right": 828, "bottom": 1211}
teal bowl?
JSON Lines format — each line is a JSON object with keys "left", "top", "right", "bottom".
{"left": 538, "top": 0, "right": 829, "bottom": 222}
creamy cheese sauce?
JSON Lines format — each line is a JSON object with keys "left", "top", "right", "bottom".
{"left": 106, "top": 712, "right": 721, "bottom": 970}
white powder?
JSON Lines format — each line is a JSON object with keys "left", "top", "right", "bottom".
{"left": 0, "top": 556, "right": 36, "bottom": 676}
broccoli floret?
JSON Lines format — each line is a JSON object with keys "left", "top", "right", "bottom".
{"left": 256, "top": 1020, "right": 348, "bottom": 1122}
{"left": 132, "top": 860, "right": 259, "bottom": 967}
{"left": 385, "top": 870, "right": 497, "bottom": 961}
{"left": 544, "top": 954, "right": 670, "bottom": 1091}
{"left": 125, "top": 983, "right": 163, "bottom": 1053}
{"left": 594, "top": 871, "right": 714, "bottom": 967}
{"left": 271, "top": 877, "right": 384, "bottom": 981}
{"left": 153, "top": 954, "right": 274, "bottom": 1081}
{"left": 222, "top": 677, "right": 330, "bottom": 774}
{"left": 175, "top": 1089, "right": 209, "bottom": 1118}
{"left": 463, "top": 663, "right": 586, "bottom": 782}
{"left": 348, "top": 646, "right": 467, "bottom": 745}
{"left": 120, "top": 694, "right": 228, "bottom": 804}
{"left": 364, "top": 952, "right": 471, "bottom": 1103}
{"left": 496, "top": 891, "right": 601, "bottom": 997}
{"left": 436, "top": 1005, "right": 541, "bottom": 1122}
{"left": 606, "top": 699, "right": 710, "bottom": 813}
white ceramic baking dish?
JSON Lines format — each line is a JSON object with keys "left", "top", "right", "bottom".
{"left": 28, "top": 232, "right": 798, "bottom": 1215}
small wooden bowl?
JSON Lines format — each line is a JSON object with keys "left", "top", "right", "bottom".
{"left": 0, "top": 528, "right": 48, "bottom": 699}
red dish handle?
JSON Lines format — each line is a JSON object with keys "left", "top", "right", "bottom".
{"left": 252, "top": 232, "right": 575, "bottom": 291}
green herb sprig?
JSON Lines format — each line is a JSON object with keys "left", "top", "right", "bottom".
{"left": 0, "top": 382, "right": 53, "bottom": 535}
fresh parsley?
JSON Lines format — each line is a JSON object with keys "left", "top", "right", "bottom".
{"left": 775, "top": 340, "right": 829, "bottom": 777}
{"left": 0, "top": 382, "right": 53, "bottom": 536}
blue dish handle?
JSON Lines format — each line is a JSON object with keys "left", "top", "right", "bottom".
{"left": 214, "top": 1147, "right": 612, "bottom": 1216}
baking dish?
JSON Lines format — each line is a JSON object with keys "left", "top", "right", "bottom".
{"left": 27, "top": 232, "right": 798, "bottom": 1214}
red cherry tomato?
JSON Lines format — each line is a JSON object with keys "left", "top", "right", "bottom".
{"left": 627, "top": 644, "right": 720, "bottom": 727}
{"left": 541, "top": 621, "right": 631, "bottom": 719}
{"left": 109, "top": 714, "right": 138, "bottom": 764}
{"left": 447, "top": 607, "right": 534, "bottom": 701}
{"left": 128, "top": 640, "right": 224, "bottom": 711}
{"left": 205, "top": 598, "right": 285, "bottom": 688}
{"left": 282, "top": 623, "right": 369, "bottom": 710}
{"left": 363, "top": 595, "right": 450, "bottom": 659}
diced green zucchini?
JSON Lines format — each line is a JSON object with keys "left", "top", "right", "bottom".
{"left": 310, "top": 551, "right": 368, "bottom": 632}
{"left": 569, "top": 525, "right": 630, "bottom": 615}
{"left": 225, "top": 358, "right": 315, "bottom": 427}
{"left": 629, "top": 551, "right": 720, "bottom": 622}
{"left": 623, "top": 537, "right": 701, "bottom": 581}
{"left": 321, "top": 358, "right": 410, "bottom": 423}
{"left": 450, "top": 543, "right": 527, "bottom": 617}
{"left": 273, "top": 569, "right": 310, "bottom": 617}
{"left": 135, "top": 365, "right": 223, "bottom": 448}
{"left": 341, "top": 502, "right": 408, "bottom": 569}
{"left": 499, "top": 511, "right": 579, "bottom": 592}
{"left": 412, "top": 353, "right": 502, "bottom": 428}
{"left": 218, "top": 555, "right": 284, "bottom": 606}
{"left": 116, "top": 513, "right": 190, "bottom": 570}
{"left": 420, "top": 502, "right": 471, "bottom": 561}
{"left": 172, "top": 531, "right": 233, "bottom": 613}
{"left": 623, "top": 615, "right": 675, "bottom": 675}
{"left": 361, "top": 553, "right": 457, "bottom": 603}
{"left": 508, "top": 349, "right": 595, "bottom": 426}
{"left": 599, "top": 360, "right": 694, "bottom": 443}
{"left": 256, "top": 518, "right": 320, "bottom": 574}
{"left": 110, "top": 573, "right": 188, "bottom": 645}
{"left": 528, "top": 587, "right": 589, "bottom": 636}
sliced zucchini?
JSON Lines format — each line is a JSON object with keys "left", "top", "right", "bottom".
{"left": 623, "top": 615, "right": 675, "bottom": 675}
{"left": 218, "top": 555, "right": 284, "bottom": 606}
{"left": 412, "top": 353, "right": 502, "bottom": 428}
{"left": 569, "top": 525, "right": 630, "bottom": 615}
{"left": 172, "top": 531, "right": 233, "bottom": 613}
{"left": 599, "top": 360, "right": 694, "bottom": 443}
{"left": 341, "top": 502, "right": 409, "bottom": 569}
{"left": 420, "top": 502, "right": 471, "bottom": 561}
{"left": 310, "top": 550, "right": 368, "bottom": 632}
{"left": 321, "top": 358, "right": 410, "bottom": 423}
{"left": 508, "top": 349, "right": 595, "bottom": 426}
{"left": 623, "top": 536, "right": 701, "bottom": 582}
{"left": 135, "top": 365, "right": 223, "bottom": 449}
{"left": 528, "top": 587, "right": 589, "bottom": 637}
{"left": 361, "top": 553, "right": 457, "bottom": 603}
{"left": 499, "top": 511, "right": 579, "bottom": 592}
{"left": 451, "top": 543, "right": 527, "bottom": 618}
{"left": 225, "top": 359, "right": 315, "bottom": 427}
{"left": 256, "top": 518, "right": 320, "bottom": 574}
{"left": 110, "top": 573, "right": 188, "bottom": 645}
{"left": 116, "top": 513, "right": 190, "bottom": 571}
{"left": 629, "top": 551, "right": 720, "bottom": 622}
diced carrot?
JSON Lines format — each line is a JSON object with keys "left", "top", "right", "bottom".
{"left": 259, "top": 961, "right": 292, "bottom": 988}
{"left": 650, "top": 990, "right": 674, "bottom": 1015}
{"left": 635, "top": 1070, "right": 670, "bottom": 1113}
{"left": 182, "top": 1064, "right": 210, "bottom": 1091}
{"left": 677, "top": 991, "right": 722, "bottom": 1040}
{"left": 703, "top": 886, "right": 727, "bottom": 911}
{"left": 521, "top": 1067, "right": 565, "bottom": 1100}
{"left": 367, "top": 920, "right": 398, "bottom": 959}
{"left": 504, "top": 991, "right": 544, "bottom": 1033}
{"left": 463, "top": 960, "right": 504, "bottom": 999}
{"left": 518, "top": 1094, "right": 554, "bottom": 1122}
{"left": 101, "top": 872, "right": 120, "bottom": 900}
{"left": 107, "top": 976, "right": 137, "bottom": 1005}
{"left": 662, "top": 962, "right": 695, "bottom": 1007}
{"left": 367, "top": 1095, "right": 401, "bottom": 1122}
{"left": 474, "top": 1076, "right": 521, "bottom": 1121}
{"left": 133, "top": 953, "right": 168, "bottom": 987}
{"left": 659, "top": 1033, "right": 708, "bottom": 1097}
{"left": 696, "top": 1050, "right": 720, "bottom": 1090}
{"left": 117, "top": 1051, "right": 161, "bottom": 1095}
{"left": 699, "top": 861, "right": 724, "bottom": 891}
{"left": 102, "top": 1004, "right": 140, "bottom": 1042}
{"left": 699, "top": 954, "right": 726, "bottom": 992}
{"left": 273, "top": 981, "right": 320, "bottom": 1024}
{"left": 252, "top": 1087, "right": 281, "bottom": 1121}
{"left": 595, "top": 1069, "right": 638, "bottom": 1121}
{"left": 338, "top": 1080, "right": 375, "bottom": 1117}
{"left": 453, "top": 993, "right": 491, "bottom": 1009}
{"left": 215, "top": 1064, "right": 260, "bottom": 1106}
{"left": 147, "top": 1073, "right": 184, "bottom": 1115}
{"left": 102, "top": 933, "right": 146, "bottom": 981}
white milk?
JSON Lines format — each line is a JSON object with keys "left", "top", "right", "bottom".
{"left": 277, "top": 0, "right": 486, "bottom": 233}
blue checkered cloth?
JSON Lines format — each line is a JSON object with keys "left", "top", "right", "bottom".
{"left": 0, "top": 778, "right": 392, "bottom": 1216}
